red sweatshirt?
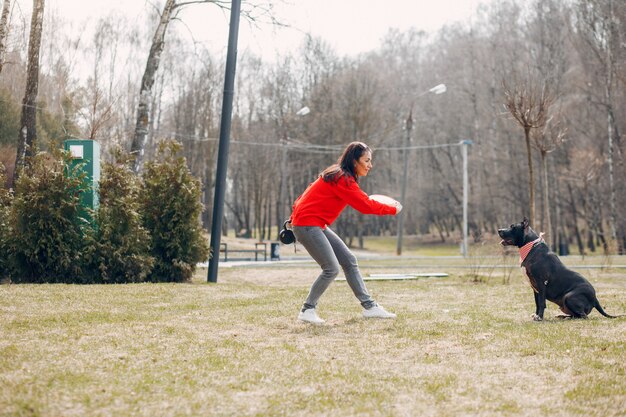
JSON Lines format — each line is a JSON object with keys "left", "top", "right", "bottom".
{"left": 291, "top": 175, "right": 397, "bottom": 228}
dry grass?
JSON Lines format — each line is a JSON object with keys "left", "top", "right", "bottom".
{"left": 1, "top": 259, "right": 625, "bottom": 417}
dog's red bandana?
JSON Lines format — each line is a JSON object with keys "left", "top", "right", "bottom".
{"left": 519, "top": 233, "right": 545, "bottom": 265}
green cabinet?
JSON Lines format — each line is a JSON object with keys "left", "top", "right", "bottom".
{"left": 63, "top": 140, "right": 100, "bottom": 217}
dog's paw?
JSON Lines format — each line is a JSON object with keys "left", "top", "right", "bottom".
{"left": 531, "top": 313, "right": 543, "bottom": 321}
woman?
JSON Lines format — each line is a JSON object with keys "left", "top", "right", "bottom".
{"left": 289, "top": 141, "right": 402, "bottom": 324}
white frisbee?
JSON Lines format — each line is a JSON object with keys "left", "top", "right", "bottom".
{"left": 369, "top": 194, "right": 399, "bottom": 206}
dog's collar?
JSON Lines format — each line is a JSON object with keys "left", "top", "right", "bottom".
{"left": 519, "top": 233, "right": 545, "bottom": 265}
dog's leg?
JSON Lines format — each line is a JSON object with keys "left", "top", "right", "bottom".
{"left": 532, "top": 291, "right": 546, "bottom": 321}
{"left": 563, "top": 293, "right": 589, "bottom": 319}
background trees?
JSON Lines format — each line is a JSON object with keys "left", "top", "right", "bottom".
{"left": 0, "top": 0, "right": 624, "bottom": 254}
{"left": 13, "top": 0, "right": 44, "bottom": 183}
{"left": 0, "top": 0, "right": 11, "bottom": 75}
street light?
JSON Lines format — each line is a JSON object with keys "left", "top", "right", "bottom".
{"left": 461, "top": 139, "right": 473, "bottom": 257}
{"left": 278, "top": 106, "right": 310, "bottom": 237}
{"left": 428, "top": 84, "right": 447, "bottom": 95}
{"left": 396, "top": 83, "right": 446, "bottom": 256}
{"left": 296, "top": 106, "right": 310, "bottom": 116}
{"left": 207, "top": 0, "right": 241, "bottom": 283}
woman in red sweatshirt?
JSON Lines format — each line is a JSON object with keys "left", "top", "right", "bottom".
{"left": 290, "top": 141, "right": 402, "bottom": 324}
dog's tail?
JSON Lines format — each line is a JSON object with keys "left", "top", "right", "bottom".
{"left": 594, "top": 301, "right": 624, "bottom": 318}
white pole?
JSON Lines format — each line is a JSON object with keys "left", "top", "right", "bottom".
{"left": 461, "top": 140, "right": 472, "bottom": 257}
{"left": 397, "top": 111, "right": 412, "bottom": 255}
{"left": 396, "top": 84, "right": 446, "bottom": 256}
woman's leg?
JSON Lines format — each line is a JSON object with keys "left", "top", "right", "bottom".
{"left": 292, "top": 226, "right": 340, "bottom": 310}
{"left": 323, "top": 227, "right": 376, "bottom": 309}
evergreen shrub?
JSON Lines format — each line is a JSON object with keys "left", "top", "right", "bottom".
{"left": 8, "top": 151, "right": 93, "bottom": 283}
{"left": 0, "top": 164, "right": 12, "bottom": 279}
{"left": 141, "top": 140, "right": 209, "bottom": 282}
{"left": 90, "top": 149, "right": 154, "bottom": 283}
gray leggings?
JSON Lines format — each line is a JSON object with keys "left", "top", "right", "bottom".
{"left": 292, "top": 226, "right": 376, "bottom": 310}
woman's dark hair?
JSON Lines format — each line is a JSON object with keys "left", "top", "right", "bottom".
{"left": 321, "top": 141, "right": 372, "bottom": 184}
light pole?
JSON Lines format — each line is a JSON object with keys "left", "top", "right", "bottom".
{"left": 461, "top": 139, "right": 473, "bottom": 257}
{"left": 207, "top": 0, "right": 241, "bottom": 283}
{"left": 396, "top": 84, "right": 446, "bottom": 256}
{"left": 278, "top": 106, "right": 310, "bottom": 238}
{"left": 396, "top": 111, "right": 412, "bottom": 256}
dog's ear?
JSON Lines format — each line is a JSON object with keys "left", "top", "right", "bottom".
{"left": 522, "top": 217, "right": 529, "bottom": 229}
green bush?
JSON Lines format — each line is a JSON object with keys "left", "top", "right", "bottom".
{"left": 8, "top": 151, "right": 93, "bottom": 283}
{"left": 0, "top": 164, "right": 12, "bottom": 279}
{"left": 90, "top": 149, "right": 154, "bottom": 283}
{"left": 141, "top": 140, "right": 209, "bottom": 282}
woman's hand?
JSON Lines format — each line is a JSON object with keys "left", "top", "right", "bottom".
{"left": 395, "top": 201, "right": 403, "bottom": 214}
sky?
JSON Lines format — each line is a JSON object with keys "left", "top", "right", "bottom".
{"left": 36, "top": 0, "right": 491, "bottom": 60}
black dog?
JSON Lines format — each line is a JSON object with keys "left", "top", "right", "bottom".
{"left": 498, "top": 218, "right": 619, "bottom": 321}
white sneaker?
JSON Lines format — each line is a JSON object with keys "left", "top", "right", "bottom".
{"left": 363, "top": 304, "right": 396, "bottom": 319}
{"left": 298, "top": 308, "right": 325, "bottom": 324}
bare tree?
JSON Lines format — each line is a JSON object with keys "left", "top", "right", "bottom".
{"left": 0, "top": 0, "right": 10, "bottom": 75}
{"left": 77, "top": 84, "right": 115, "bottom": 140}
{"left": 130, "top": 0, "right": 277, "bottom": 173}
{"left": 129, "top": 0, "right": 176, "bottom": 172}
{"left": 503, "top": 76, "right": 554, "bottom": 225}
{"left": 574, "top": 0, "right": 623, "bottom": 251}
{"left": 76, "top": 17, "right": 121, "bottom": 142}
{"left": 5, "top": 0, "right": 616, "bottom": 251}
{"left": 13, "top": 0, "right": 44, "bottom": 183}
{"left": 533, "top": 114, "right": 565, "bottom": 247}
{"left": 526, "top": 0, "right": 569, "bottom": 243}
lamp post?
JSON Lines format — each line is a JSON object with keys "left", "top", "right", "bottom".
{"left": 396, "top": 111, "right": 412, "bottom": 256}
{"left": 207, "top": 0, "right": 241, "bottom": 283}
{"left": 461, "top": 139, "right": 473, "bottom": 257}
{"left": 278, "top": 106, "right": 310, "bottom": 237}
{"left": 396, "top": 84, "right": 446, "bottom": 256}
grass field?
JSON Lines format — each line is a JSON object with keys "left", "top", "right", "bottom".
{"left": 1, "top": 253, "right": 625, "bottom": 416}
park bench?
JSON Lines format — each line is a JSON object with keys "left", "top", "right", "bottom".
{"left": 219, "top": 242, "right": 267, "bottom": 262}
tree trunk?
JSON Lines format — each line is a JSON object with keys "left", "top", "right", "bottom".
{"left": 265, "top": 193, "right": 271, "bottom": 241}
{"left": 358, "top": 216, "right": 364, "bottom": 249}
{"left": 540, "top": 150, "right": 551, "bottom": 247}
{"left": 13, "top": 0, "right": 44, "bottom": 183}
{"left": 0, "top": 0, "right": 11, "bottom": 76}
{"left": 604, "top": 0, "right": 618, "bottom": 246}
{"left": 130, "top": 0, "right": 176, "bottom": 172}
{"left": 553, "top": 174, "right": 561, "bottom": 253}
{"left": 524, "top": 127, "right": 535, "bottom": 225}
{"left": 568, "top": 183, "right": 584, "bottom": 256}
